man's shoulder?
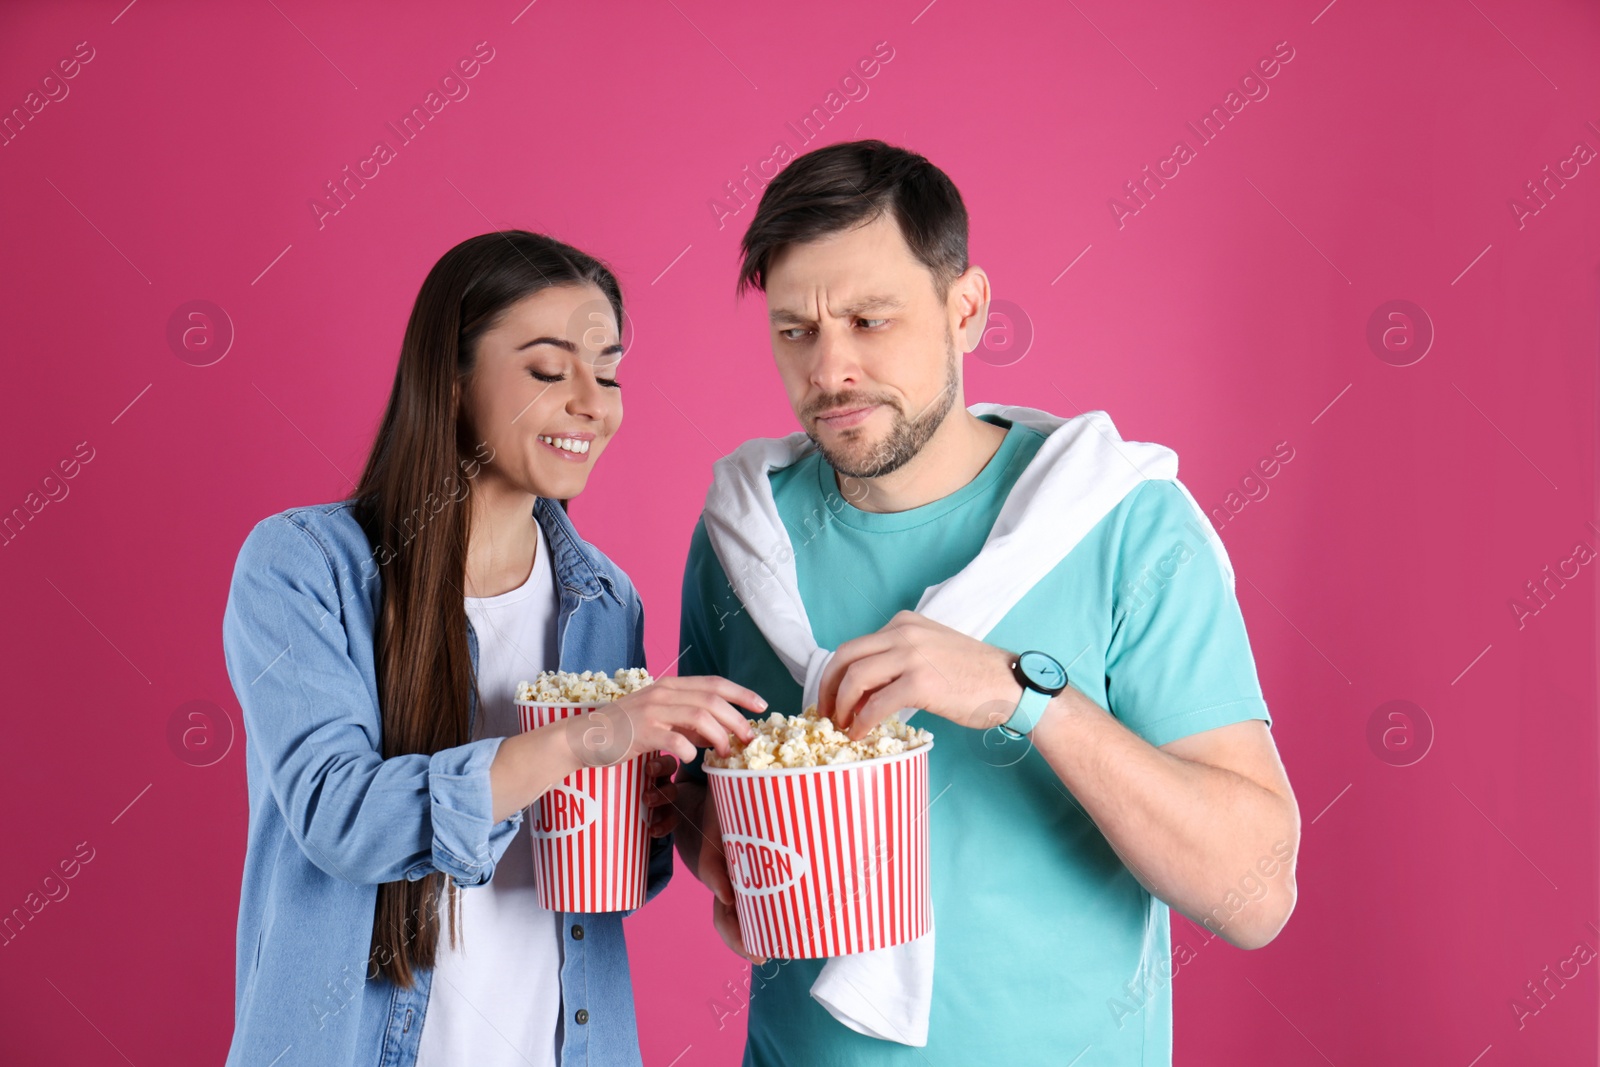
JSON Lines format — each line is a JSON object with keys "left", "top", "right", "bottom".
{"left": 1115, "top": 479, "right": 1205, "bottom": 534}
{"left": 684, "top": 513, "right": 728, "bottom": 580}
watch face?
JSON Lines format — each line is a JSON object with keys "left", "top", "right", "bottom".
{"left": 1018, "top": 650, "right": 1067, "bottom": 692}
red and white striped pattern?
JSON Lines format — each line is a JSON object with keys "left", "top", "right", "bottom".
{"left": 517, "top": 701, "right": 649, "bottom": 913}
{"left": 706, "top": 742, "right": 932, "bottom": 959}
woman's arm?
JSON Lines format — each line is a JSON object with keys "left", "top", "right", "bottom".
{"left": 488, "top": 723, "right": 584, "bottom": 823}
{"left": 223, "top": 516, "right": 524, "bottom": 888}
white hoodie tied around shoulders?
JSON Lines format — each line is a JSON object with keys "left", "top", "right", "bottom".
{"left": 699, "top": 404, "right": 1235, "bottom": 1047}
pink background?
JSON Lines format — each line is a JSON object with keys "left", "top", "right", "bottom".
{"left": 2, "top": 0, "right": 1597, "bottom": 1063}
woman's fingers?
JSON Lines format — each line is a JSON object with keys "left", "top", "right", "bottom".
{"left": 660, "top": 705, "right": 736, "bottom": 756}
{"left": 659, "top": 733, "right": 697, "bottom": 764}
{"left": 676, "top": 676, "right": 769, "bottom": 721}
{"left": 703, "top": 696, "right": 756, "bottom": 745}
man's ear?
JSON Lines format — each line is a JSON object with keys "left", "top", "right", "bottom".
{"left": 952, "top": 266, "right": 992, "bottom": 354}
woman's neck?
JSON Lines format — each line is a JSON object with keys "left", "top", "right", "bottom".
{"left": 463, "top": 474, "right": 541, "bottom": 598}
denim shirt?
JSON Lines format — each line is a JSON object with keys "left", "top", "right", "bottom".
{"left": 220, "top": 497, "right": 671, "bottom": 1067}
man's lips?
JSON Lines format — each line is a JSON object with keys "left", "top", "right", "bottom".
{"left": 813, "top": 404, "right": 879, "bottom": 430}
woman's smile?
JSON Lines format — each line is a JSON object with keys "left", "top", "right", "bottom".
{"left": 536, "top": 431, "right": 596, "bottom": 461}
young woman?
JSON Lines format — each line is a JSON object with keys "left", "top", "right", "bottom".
{"left": 221, "top": 231, "right": 763, "bottom": 1067}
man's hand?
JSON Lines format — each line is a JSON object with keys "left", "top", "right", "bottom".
{"left": 818, "top": 610, "right": 1024, "bottom": 740}
{"left": 644, "top": 753, "right": 680, "bottom": 837}
{"left": 673, "top": 778, "right": 768, "bottom": 964}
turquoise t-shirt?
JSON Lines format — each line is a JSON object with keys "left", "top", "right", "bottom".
{"left": 678, "top": 415, "right": 1273, "bottom": 1066}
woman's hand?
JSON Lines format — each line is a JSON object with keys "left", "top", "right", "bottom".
{"left": 570, "top": 675, "right": 766, "bottom": 767}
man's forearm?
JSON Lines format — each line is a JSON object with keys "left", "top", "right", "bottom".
{"left": 1028, "top": 688, "right": 1300, "bottom": 948}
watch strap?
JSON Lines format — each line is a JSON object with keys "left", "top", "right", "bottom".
{"left": 1002, "top": 685, "right": 1052, "bottom": 737}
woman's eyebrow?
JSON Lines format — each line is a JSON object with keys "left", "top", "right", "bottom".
{"left": 515, "top": 335, "right": 577, "bottom": 352}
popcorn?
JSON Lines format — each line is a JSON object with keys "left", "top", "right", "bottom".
{"left": 515, "top": 668, "right": 653, "bottom": 705}
{"left": 705, "top": 704, "right": 933, "bottom": 770}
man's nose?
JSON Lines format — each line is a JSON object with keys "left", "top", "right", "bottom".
{"left": 809, "top": 323, "right": 860, "bottom": 393}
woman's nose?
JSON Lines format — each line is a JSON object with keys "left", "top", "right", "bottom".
{"left": 566, "top": 365, "right": 607, "bottom": 419}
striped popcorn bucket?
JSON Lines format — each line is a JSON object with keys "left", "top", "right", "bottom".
{"left": 516, "top": 701, "right": 650, "bottom": 913}
{"left": 705, "top": 741, "right": 933, "bottom": 959}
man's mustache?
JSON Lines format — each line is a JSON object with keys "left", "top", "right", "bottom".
{"left": 801, "top": 392, "right": 900, "bottom": 422}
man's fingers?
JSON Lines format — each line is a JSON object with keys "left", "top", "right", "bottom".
{"left": 833, "top": 651, "right": 905, "bottom": 732}
{"left": 848, "top": 677, "right": 919, "bottom": 741}
{"left": 713, "top": 896, "right": 766, "bottom": 964}
{"left": 698, "top": 793, "right": 735, "bottom": 905}
{"left": 823, "top": 631, "right": 901, "bottom": 721}
{"left": 700, "top": 847, "right": 734, "bottom": 905}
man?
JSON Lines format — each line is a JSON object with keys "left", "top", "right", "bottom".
{"left": 672, "top": 139, "right": 1299, "bottom": 1065}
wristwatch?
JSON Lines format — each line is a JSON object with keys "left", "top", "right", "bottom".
{"left": 1001, "top": 650, "right": 1069, "bottom": 738}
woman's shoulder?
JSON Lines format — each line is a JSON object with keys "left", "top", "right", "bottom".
{"left": 233, "top": 499, "right": 378, "bottom": 587}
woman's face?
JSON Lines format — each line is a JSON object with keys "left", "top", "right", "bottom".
{"left": 462, "top": 283, "right": 624, "bottom": 501}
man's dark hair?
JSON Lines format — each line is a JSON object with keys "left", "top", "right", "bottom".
{"left": 737, "top": 140, "right": 969, "bottom": 297}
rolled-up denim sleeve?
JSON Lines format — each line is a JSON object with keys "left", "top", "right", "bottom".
{"left": 222, "top": 515, "right": 522, "bottom": 888}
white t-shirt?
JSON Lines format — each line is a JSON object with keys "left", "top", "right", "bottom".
{"left": 416, "top": 521, "right": 563, "bottom": 1067}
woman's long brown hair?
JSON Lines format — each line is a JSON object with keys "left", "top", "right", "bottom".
{"left": 351, "top": 231, "right": 622, "bottom": 988}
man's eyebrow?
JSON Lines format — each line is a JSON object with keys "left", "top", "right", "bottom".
{"left": 839, "top": 295, "right": 903, "bottom": 316}
{"left": 768, "top": 295, "right": 903, "bottom": 324}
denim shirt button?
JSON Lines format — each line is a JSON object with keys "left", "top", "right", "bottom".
{"left": 574, "top": 1008, "right": 590, "bottom": 1025}
{"left": 571, "top": 924, "right": 584, "bottom": 940}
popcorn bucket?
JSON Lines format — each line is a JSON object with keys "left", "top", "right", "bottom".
{"left": 705, "top": 741, "right": 933, "bottom": 959}
{"left": 516, "top": 701, "right": 650, "bottom": 913}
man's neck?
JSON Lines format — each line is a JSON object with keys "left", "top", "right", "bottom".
{"left": 835, "top": 409, "right": 1008, "bottom": 514}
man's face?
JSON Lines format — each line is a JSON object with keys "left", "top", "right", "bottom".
{"left": 762, "top": 213, "right": 965, "bottom": 480}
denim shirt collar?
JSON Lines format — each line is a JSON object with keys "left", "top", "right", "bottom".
{"left": 534, "top": 497, "right": 626, "bottom": 606}
{"left": 464, "top": 498, "right": 627, "bottom": 736}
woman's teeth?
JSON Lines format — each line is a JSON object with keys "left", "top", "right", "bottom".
{"left": 538, "top": 435, "right": 591, "bottom": 455}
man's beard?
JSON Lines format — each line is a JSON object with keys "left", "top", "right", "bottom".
{"left": 803, "top": 338, "right": 961, "bottom": 480}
